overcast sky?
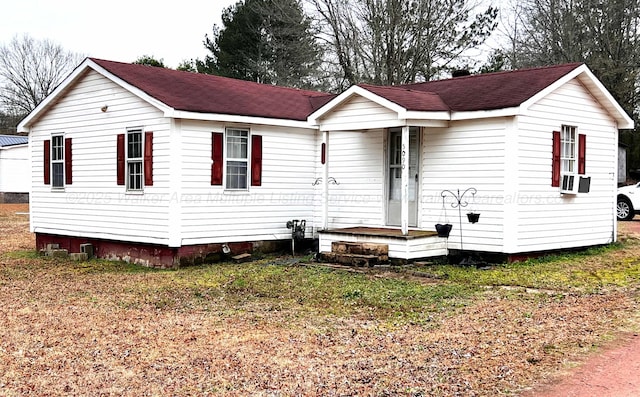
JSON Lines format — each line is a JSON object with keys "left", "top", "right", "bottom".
{"left": 2, "top": 0, "right": 237, "bottom": 68}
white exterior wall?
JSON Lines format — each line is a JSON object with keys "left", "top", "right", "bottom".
{"left": 319, "top": 96, "right": 401, "bottom": 131}
{"left": 511, "top": 78, "right": 618, "bottom": 252}
{"left": 0, "top": 145, "right": 29, "bottom": 193}
{"left": 317, "top": 97, "right": 402, "bottom": 230}
{"left": 421, "top": 119, "right": 508, "bottom": 252}
{"left": 179, "top": 120, "right": 318, "bottom": 245}
{"left": 325, "top": 129, "right": 385, "bottom": 228}
{"left": 28, "top": 70, "right": 173, "bottom": 244}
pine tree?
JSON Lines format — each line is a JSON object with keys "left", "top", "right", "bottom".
{"left": 199, "top": 0, "right": 322, "bottom": 89}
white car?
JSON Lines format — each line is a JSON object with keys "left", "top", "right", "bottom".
{"left": 617, "top": 182, "right": 640, "bottom": 220}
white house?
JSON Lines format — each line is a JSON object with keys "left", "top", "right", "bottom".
{"left": 17, "top": 58, "right": 633, "bottom": 267}
{"left": 0, "top": 135, "right": 29, "bottom": 203}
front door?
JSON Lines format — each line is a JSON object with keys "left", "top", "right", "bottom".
{"left": 387, "top": 127, "right": 419, "bottom": 227}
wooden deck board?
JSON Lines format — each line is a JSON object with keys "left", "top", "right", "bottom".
{"left": 320, "top": 227, "right": 438, "bottom": 240}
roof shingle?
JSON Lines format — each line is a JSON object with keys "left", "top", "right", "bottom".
{"left": 400, "top": 63, "right": 584, "bottom": 111}
{"left": 91, "top": 58, "right": 335, "bottom": 121}
{"left": 91, "top": 59, "right": 583, "bottom": 119}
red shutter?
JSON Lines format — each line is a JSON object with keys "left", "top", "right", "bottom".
{"left": 211, "top": 132, "right": 223, "bottom": 185}
{"left": 43, "top": 140, "right": 51, "bottom": 185}
{"left": 251, "top": 135, "right": 262, "bottom": 186}
{"left": 144, "top": 131, "right": 153, "bottom": 186}
{"left": 116, "top": 134, "right": 125, "bottom": 185}
{"left": 64, "top": 137, "right": 72, "bottom": 185}
{"left": 578, "top": 134, "right": 586, "bottom": 175}
{"left": 552, "top": 130, "right": 561, "bottom": 187}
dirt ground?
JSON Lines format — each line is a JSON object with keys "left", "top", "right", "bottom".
{"left": 523, "top": 333, "right": 640, "bottom": 397}
{"left": 1, "top": 203, "right": 640, "bottom": 396}
{"left": 522, "top": 219, "right": 640, "bottom": 397}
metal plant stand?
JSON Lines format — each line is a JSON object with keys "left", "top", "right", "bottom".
{"left": 441, "top": 188, "right": 478, "bottom": 263}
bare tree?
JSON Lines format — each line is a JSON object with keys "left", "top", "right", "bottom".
{"left": 496, "top": 0, "right": 640, "bottom": 167}
{"left": 308, "top": 0, "right": 498, "bottom": 87}
{"left": 0, "top": 35, "right": 84, "bottom": 116}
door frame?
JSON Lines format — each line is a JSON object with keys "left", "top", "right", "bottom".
{"left": 385, "top": 126, "right": 421, "bottom": 227}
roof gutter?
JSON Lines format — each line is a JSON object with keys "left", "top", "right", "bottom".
{"left": 167, "top": 110, "right": 315, "bottom": 129}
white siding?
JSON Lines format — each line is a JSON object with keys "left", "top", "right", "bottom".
{"left": 421, "top": 119, "right": 508, "bottom": 252}
{"left": 325, "top": 129, "right": 385, "bottom": 228}
{"left": 511, "top": 78, "right": 618, "bottom": 252}
{"left": 29, "top": 70, "right": 173, "bottom": 244}
{"left": 0, "top": 145, "right": 29, "bottom": 193}
{"left": 179, "top": 120, "right": 318, "bottom": 244}
{"left": 319, "top": 96, "right": 399, "bottom": 130}
{"left": 319, "top": 233, "right": 447, "bottom": 260}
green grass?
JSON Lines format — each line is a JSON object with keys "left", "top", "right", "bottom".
{"left": 131, "top": 261, "right": 479, "bottom": 321}
{"left": 417, "top": 242, "right": 640, "bottom": 293}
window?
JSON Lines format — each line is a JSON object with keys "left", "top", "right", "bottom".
{"left": 211, "top": 129, "right": 262, "bottom": 188}
{"left": 225, "top": 128, "right": 249, "bottom": 189}
{"left": 561, "top": 125, "right": 576, "bottom": 173}
{"left": 127, "top": 130, "right": 143, "bottom": 191}
{"left": 44, "top": 134, "right": 71, "bottom": 187}
{"left": 117, "top": 130, "right": 152, "bottom": 189}
{"left": 51, "top": 135, "right": 65, "bottom": 188}
{"left": 552, "top": 126, "right": 586, "bottom": 188}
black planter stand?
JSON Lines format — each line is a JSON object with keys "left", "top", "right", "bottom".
{"left": 440, "top": 188, "right": 479, "bottom": 264}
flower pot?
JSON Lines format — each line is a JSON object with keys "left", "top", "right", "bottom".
{"left": 435, "top": 223, "right": 452, "bottom": 237}
{"left": 467, "top": 212, "right": 480, "bottom": 224}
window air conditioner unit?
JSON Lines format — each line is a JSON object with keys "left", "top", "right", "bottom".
{"left": 560, "top": 173, "right": 579, "bottom": 194}
{"left": 560, "top": 174, "right": 591, "bottom": 194}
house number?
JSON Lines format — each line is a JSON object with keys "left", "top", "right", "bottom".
{"left": 402, "top": 145, "right": 406, "bottom": 169}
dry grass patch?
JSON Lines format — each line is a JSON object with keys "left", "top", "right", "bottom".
{"left": 1, "top": 203, "right": 639, "bottom": 396}
{"left": 0, "top": 203, "right": 32, "bottom": 254}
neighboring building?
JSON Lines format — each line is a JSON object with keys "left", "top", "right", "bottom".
{"left": 18, "top": 59, "right": 633, "bottom": 267}
{"left": 0, "top": 135, "right": 29, "bottom": 203}
{"left": 619, "top": 143, "right": 628, "bottom": 185}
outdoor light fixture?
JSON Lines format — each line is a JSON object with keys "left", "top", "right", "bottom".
{"left": 101, "top": 105, "right": 108, "bottom": 112}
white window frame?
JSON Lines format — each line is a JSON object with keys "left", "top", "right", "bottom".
{"left": 51, "top": 134, "right": 65, "bottom": 189}
{"left": 225, "top": 128, "right": 250, "bottom": 190}
{"left": 126, "top": 129, "right": 144, "bottom": 192}
{"left": 561, "top": 125, "right": 577, "bottom": 174}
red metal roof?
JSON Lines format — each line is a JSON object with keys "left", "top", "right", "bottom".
{"left": 90, "top": 58, "right": 335, "bottom": 121}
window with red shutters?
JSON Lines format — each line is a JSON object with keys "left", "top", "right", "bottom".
{"left": 553, "top": 126, "right": 587, "bottom": 191}
{"left": 117, "top": 130, "right": 152, "bottom": 190}
{"left": 211, "top": 130, "right": 263, "bottom": 188}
